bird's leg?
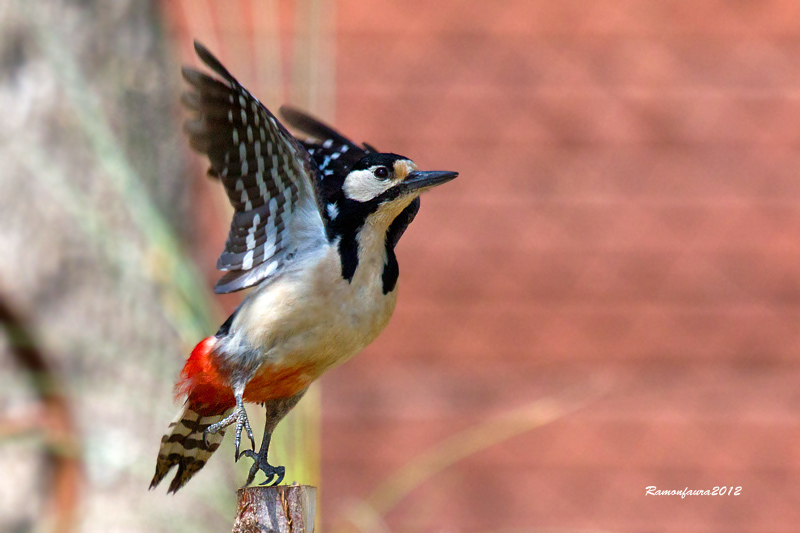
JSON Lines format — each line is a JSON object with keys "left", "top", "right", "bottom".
{"left": 204, "top": 383, "right": 256, "bottom": 459}
{"left": 240, "top": 388, "right": 308, "bottom": 487}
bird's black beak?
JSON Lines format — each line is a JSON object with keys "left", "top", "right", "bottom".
{"left": 402, "top": 170, "right": 459, "bottom": 193}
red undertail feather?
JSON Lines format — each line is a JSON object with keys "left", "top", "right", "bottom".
{"left": 177, "top": 336, "right": 236, "bottom": 414}
{"left": 150, "top": 337, "right": 235, "bottom": 493}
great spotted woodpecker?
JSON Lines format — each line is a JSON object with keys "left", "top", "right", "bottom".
{"left": 150, "top": 42, "right": 458, "bottom": 493}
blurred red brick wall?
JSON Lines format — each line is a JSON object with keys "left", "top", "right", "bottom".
{"left": 165, "top": 1, "right": 800, "bottom": 531}
{"left": 324, "top": 1, "right": 800, "bottom": 532}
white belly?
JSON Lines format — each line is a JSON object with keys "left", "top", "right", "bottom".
{"left": 220, "top": 243, "right": 398, "bottom": 378}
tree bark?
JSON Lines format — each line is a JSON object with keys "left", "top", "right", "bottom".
{"left": 232, "top": 485, "right": 317, "bottom": 533}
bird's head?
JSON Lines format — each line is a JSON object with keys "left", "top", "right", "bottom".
{"left": 326, "top": 152, "right": 457, "bottom": 229}
{"left": 322, "top": 151, "right": 457, "bottom": 289}
{"left": 342, "top": 152, "right": 457, "bottom": 204}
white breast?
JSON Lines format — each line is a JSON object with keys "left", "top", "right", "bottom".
{"left": 218, "top": 196, "right": 417, "bottom": 380}
{"left": 221, "top": 241, "right": 398, "bottom": 378}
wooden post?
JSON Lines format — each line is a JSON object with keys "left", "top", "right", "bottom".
{"left": 232, "top": 485, "right": 317, "bottom": 533}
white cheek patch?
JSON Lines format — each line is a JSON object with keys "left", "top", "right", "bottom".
{"left": 342, "top": 169, "right": 395, "bottom": 202}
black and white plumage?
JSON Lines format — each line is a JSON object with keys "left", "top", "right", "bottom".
{"left": 182, "top": 44, "right": 325, "bottom": 294}
{"left": 183, "top": 43, "right": 433, "bottom": 295}
{"left": 151, "top": 41, "right": 457, "bottom": 492}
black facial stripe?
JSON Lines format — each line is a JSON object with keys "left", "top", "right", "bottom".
{"left": 380, "top": 198, "right": 418, "bottom": 293}
{"left": 381, "top": 245, "right": 399, "bottom": 294}
{"left": 327, "top": 197, "right": 374, "bottom": 282}
{"left": 327, "top": 197, "right": 419, "bottom": 292}
{"left": 338, "top": 228, "right": 360, "bottom": 282}
{"left": 386, "top": 197, "right": 420, "bottom": 248}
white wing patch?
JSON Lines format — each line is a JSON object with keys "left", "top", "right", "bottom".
{"left": 326, "top": 202, "right": 339, "bottom": 220}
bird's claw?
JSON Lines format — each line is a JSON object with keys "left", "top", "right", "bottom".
{"left": 202, "top": 403, "right": 255, "bottom": 458}
{"left": 240, "top": 449, "right": 286, "bottom": 487}
{"left": 233, "top": 412, "right": 256, "bottom": 460}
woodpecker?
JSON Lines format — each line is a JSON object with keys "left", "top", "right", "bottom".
{"left": 150, "top": 42, "right": 458, "bottom": 493}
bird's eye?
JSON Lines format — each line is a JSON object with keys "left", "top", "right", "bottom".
{"left": 374, "top": 166, "right": 390, "bottom": 179}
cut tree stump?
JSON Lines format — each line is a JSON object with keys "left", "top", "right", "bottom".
{"left": 232, "top": 485, "right": 317, "bottom": 533}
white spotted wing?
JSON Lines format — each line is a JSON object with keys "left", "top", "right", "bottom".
{"left": 182, "top": 42, "right": 326, "bottom": 293}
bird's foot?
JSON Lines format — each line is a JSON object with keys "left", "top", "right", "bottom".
{"left": 239, "top": 447, "right": 285, "bottom": 486}
{"left": 204, "top": 398, "right": 255, "bottom": 459}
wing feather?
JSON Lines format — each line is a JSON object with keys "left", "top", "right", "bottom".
{"left": 183, "top": 42, "right": 325, "bottom": 293}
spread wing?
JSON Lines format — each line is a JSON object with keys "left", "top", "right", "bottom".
{"left": 182, "top": 42, "right": 326, "bottom": 293}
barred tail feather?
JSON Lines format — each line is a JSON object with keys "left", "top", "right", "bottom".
{"left": 150, "top": 404, "right": 233, "bottom": 493}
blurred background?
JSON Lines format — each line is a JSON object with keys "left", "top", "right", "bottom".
{"left": 1, "top": 0, "right": 799, "bottom": 532}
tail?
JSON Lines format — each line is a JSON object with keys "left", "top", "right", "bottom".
{"left": 150, "top": 403, "right": 233, "bottom": 493}
{"left": 151, "top": 335, "right": 235, "bottom": 493}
